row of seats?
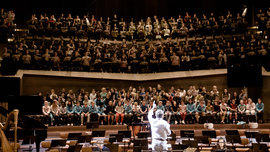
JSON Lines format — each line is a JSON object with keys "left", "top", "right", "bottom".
{"left": 38, "top": 129, "right": 270, "bottom": 152}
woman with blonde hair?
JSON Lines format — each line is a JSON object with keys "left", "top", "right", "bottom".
{"left": 51, "top": 100, "right": 60, "bottom": 126}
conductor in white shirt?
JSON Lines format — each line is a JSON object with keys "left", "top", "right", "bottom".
{"left": 148, "top": 101, "right": 171, "bottom": 151}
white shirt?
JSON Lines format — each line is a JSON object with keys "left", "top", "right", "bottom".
{"left": 148, "top": 106, "right": 171, "bottom": 140}
{"left": 246, "top": 103, "right": 255, "bottom": 111}
{"left": 89, "top": 93, "right": 96, "bottom": 101}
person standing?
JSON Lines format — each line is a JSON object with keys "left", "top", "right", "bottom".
{"left": 148, "top": 101, "right": 171, "bottom": 152}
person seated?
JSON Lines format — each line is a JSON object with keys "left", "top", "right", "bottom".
{"left": 229, "top": 99, "right": 238, "bottom": 123}
{"left": 164, "top": 100, "right": 172, "bottom": 123}
{"left": 106, "top": 101, "right": 115, "bottom": 125}
{"left": 245, "top": 98, "right": 255, "bottom": 115}
{"left": 42, "top": 101, "right": 51, "bottom": 126}
{"left": 124, "top": 100, "right": 133, "bottom": 124}
{"left": 213, "top": 100, "right": 220, "bottom": 123}
{"left": 156, "top": 101, "right": 165, "bottom": 111}
{"left": 179, "top": 100, "right": 186, "bottom": 124}
{"left": 171, "top": 100, "right": 180, "bottom": 124}
{"left": 132, "top": 101, "right": 141, "bottom": 122}
{"left": 81, "top": 102, "right": 90, "bottom": 125}
{"left": 73, "top": 102, "right": 82, "bottom": 125}
{"left": 89, "top": 100, "right": 99, "bottom": 121}
{"left": 219, "top": 99, "right": 228, "bottom": 124}
{"left": 93, "top": 138, "right": 110, "bottom": 152}
{"left": 140, "top": 100, "right": 148, "bottom": 122}
{"left": 205, "top": 100, "right": 213, "bottom": 115}
{"left": 51, "top": 100, "right": 60, "bottom": 126}
{"left": 195, "top": 100, "right": 206, "bottom": 123}
{"left": 256, "top": 98, "right": 264, "bottom": 123}
{"left": 59, "top": 102, "right": 67, "bottom": 126}
{"left": 238, "top": 100, "right": 246, "bottom": 121}
{"left": 186, "top": 99, "right": 196, "bottom": 123}
{"left": 115, "top": 100, "right": 124, "bottom": 125}
{"left": 66, "top": 100, "right": 74, "bottom": 126}
{"left": 97, "top": 104, "right": 106, "bottom": 125}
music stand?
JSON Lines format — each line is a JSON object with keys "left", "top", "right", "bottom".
{"left": 50, "top": 139, "right": 67, "bottom": 147}
{"left": 92, "top": 130, "right": 106, "bottom": 137}
{"left": 226, "top": 130, "right": 239, "bottom": 136}
{"left": 67, "top": 133, "right": 82, "bottom": 140}
{"left": 194, "top": 136, "right": 210, "bottom": 149}
{"left": 245, "top": 131, "right": 259, "bottom": 138}
{"left": 252, "top": 143, "right": 268, "bottom": 152}
{"left": 134, "top": 139, "right": 148, "bottom": 146}
{"left": 225, "top": 135, "right": 241, "bottom": 149}
{"left": 78, "top": 135, "right": 93, "bottom": 143}
{"left": 202, "top": 130, "right": 216, "bottom": 138}
{"left": 118, "top": 130, "right": 131, "bottom": 138}
{"left": 180, "top": 130, "right": 195, "bottom": 138}
{"left": 109, "top": 133, "right": 124, "bottom": 143}
{"left": 255, "top": 134, "right": 270, "bottom": 143}
{"left": 86, "top": 121, "right": 99, "bottom": 132}
{"left": 138, "top": 132, "right": 151, "bottom": 139}
{"left": 134, "top": 146, "right": 148, "bottom": 152}
{"left": 182, "top": 140, "right": 198, "bottom": 148}
{"left": 194, "top": 136, "right": 209, "bottom": 144}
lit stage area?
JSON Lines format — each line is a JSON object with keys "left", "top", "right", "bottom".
{"left": 0, "top": 68, "right": 269, "bottom": 152}
{"left": 25, "top": 123, "right": 270, "bottom": 152}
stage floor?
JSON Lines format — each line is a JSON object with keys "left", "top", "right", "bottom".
{"left": 47, "top": 123, "right": 270, "bottom": 138}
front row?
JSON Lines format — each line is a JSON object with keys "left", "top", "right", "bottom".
{"left": 42, "top": 98, "right": 264, "bottom": 126}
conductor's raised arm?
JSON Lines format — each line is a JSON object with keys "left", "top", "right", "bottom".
{"left": 148, "top": 101, "right": 156, "bottom": 124}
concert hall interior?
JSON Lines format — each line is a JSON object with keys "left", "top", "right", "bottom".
{"left": 1, "top": 0, "right": 270, "bottom": 152}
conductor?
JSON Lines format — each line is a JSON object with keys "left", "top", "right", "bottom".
{"left": 148, "top": 101, "right": 171, "bottom": 151}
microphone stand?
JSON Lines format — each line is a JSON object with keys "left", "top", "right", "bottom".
{"left": 248, "top": 118, "right": 250, "bottom": 132}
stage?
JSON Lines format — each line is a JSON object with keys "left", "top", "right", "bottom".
{"left": 47, "top": 123, "right": 270, "bottom": 138}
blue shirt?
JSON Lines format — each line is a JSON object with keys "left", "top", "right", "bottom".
{"left": 81, "top": 105, "right": 90, "bottom": 113}
{"left": 97, "top": 106, "right": 105, "bottom": 114}
{"left": 256, "top": 103, "right": 264, "bottom": 112}
{"left": 196, "top": 104, "right": 206, "bottom": 113}
{"left": 89, "top": 105, "right": 98, "bottom": 113}
{"left": 66, "top": 105, "right": 74, "bottom": 113}
{"left": 94, "top": 98, "right": 105, "bottom": 107}
{"left": 124, "top": 104, "right": 132, "bottom": 113}
{"left": 73, "top": 105, "right": 82, "bottom": 114}
{"left": 187, "top": 103, "right": 196, "bottom": 113}
{"left": 156, "top": 105, "right": 165, "bottom": 111}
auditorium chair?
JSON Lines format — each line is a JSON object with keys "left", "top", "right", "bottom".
{"left": 235, "top": 138, "right": 250, "bottom": 152}
{"left": 68, "top": 140, "right": 78, "bottom": 146}
{"left": 208, "top": 130, "right": 220, "bottom": 143}
{"left": 238, "top": 130, "right": 246, "bottom": 137}
{"left": 60, "top": 132, "right": 69, "bottom": 139}
{"left": 261, "top": 130, "right": 270, "bottom": 135}
{"left": 81, "top": 147, "right": 92, "bottom": 152}
{"left": 194, "top": 136, "right": 213, "bottom": 151}
{"left": 41, "top": 141, "right": 51, "bottom": 151}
